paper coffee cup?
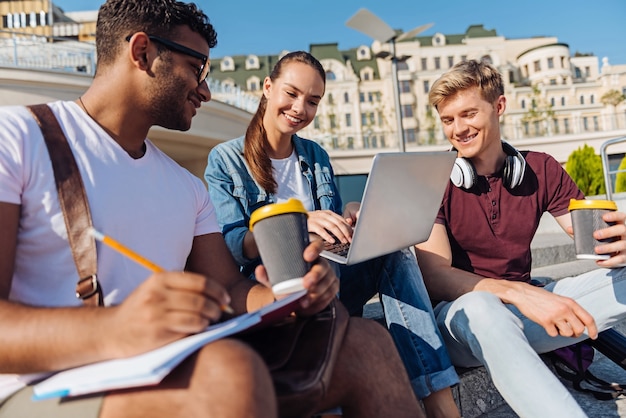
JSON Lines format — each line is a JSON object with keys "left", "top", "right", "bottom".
{"left": 249, "top": 199, "right": 310, "bottom": 295}
{"left": 568, "top": 199, "right": 618, "bottom": 260}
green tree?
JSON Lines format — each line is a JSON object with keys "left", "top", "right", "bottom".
{"left": 521, "top": 84, "right": 555, "bottom": 136}
{"left": 615, "top": 156, "right": 626, "bottom": 193}
{"left": 601, "top": 89, "right": 626, "bottom": 130}
{"left": 565, "top": 144, "right": 605, "bottom": 196}
{"left": 601, "top": 89, "right": 626, "bottom": 107}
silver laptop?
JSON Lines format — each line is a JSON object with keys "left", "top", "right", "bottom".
{"left": 320, "top": 151, "right": 456, "bottom": 265}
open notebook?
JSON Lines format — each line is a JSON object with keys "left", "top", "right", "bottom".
{"left": 321, "top": 151, "right": 455, "bottom": 265}
{"left": 32, "top": 290, "right": 307, "bottom": 400}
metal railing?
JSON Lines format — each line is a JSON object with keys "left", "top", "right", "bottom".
{"left": 600, "top": 136, "right": 626, "bottom": 200}
{"left": 0, "top": 30, "right": 259, "bottom": 113}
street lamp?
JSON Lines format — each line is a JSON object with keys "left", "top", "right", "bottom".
{"left": 346, "top": 8, "right": 432, "bottom": 152}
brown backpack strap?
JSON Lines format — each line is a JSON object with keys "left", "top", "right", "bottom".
{"left": 27, "top": 104, "right": 103, "bottom": 307}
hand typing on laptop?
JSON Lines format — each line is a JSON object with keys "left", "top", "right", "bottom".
{"left": 307, "top": 202, "right": 360, "bottom": 244}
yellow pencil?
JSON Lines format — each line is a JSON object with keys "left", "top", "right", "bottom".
{"left": 89, "top": 227, "right": 234, "bottom": 314}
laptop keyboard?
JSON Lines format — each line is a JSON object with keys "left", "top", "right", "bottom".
{"left": 323, "top": 240, "right": 351, "bottom": 257}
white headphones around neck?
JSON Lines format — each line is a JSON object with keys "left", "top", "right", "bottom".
{"left": 450, "top": 140, "right": 526, "bottom": 190}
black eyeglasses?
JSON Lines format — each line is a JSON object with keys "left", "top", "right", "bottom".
{"left": 126, "top": 34, "right": 210, "bottom": 84}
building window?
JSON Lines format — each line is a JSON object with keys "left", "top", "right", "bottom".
{"left": 561, "top": 97, "right": 566, "bottom": 106}
{"left": 523, "top": 121, "right": 529, "bottom": 135}
{"left": 345, "top": 113, "right": 352, "bottom": 127}
{"left": 357, "top": 46, "right": 371, "bottom": 60}
{"left": 327, "top": 94, "right": 334, "bottom": 105}
{"left": 590, "top": 94, "right": 595, "bottom": 104}
{"left": 593, "top": 116, "right": 599, "bottom": 131}
{"left": 326, "top": 71, "right": 336, "bottom": 81}
{"left": 583, "top": 117, "right": 589, "bottom": 131}
{"left": 377, "top": 111, "right": 383, "bottom": 126}
{"left": 360, "top": 67, "right": 374, "bottom": 81}
{"left": 580, "top": 96, "right": 585, "bottom": 105}
{"left": 347, "top": 137, "right": 355, "bottom": 149}
{"left": 421, "top": 58, "right": 427, "bottom": 71}
{"left": 329, "top": 115, "right": 336, "bottom": 129}
{"left": 402, "top": 105, "right": 414, "bottom": 118}
{"left": 361, "top": 113, "right": 367, "bottom": 126}
{"left": 549, "top": 79, "right": 557, "bottom": 85}
{"left": 553, "top": 118, "right": 559, "bottom": 134}
{"left": 521, "top": 99, "right": 526, "bottom": 109}
{"left": 534, "top": 60, "right": 541, "bottom": 72}
{"left": 550, "top": 97, "right": 555, "bottom": 106}
{"left": 405, "top": 128, "right": 417, "bottom": 143}
{"left": 423, "top": 80, "right": 429, "bottom": 94}
{"left": 461, "top": 55, "right": 467, "bottom": 62}
{"left": 585, "top": 66, "right": 591, "bottom": 77}
{"left": 397, "top": 61, "right": 409, "bottom": 71}
{"left": 314, "top": 116, "right": 320, "bottom": 130}
{"left": 434, "top": 57, "right": 441, "bottom": 70}
{"left": 399, "top": 80, "right": 411, "bottom": 93}
{"left": 245, "top": 55, "right": 259, "bottom": 70}
{"left": 547, "top": 57, "right": 554, "bottom": 69}
{"left": 220, "top": 57, "right": 234, "bottom": 72}
{"left": 247, "top": 80, "right": 258, "bottom": 91}
{"left": 344, "top": 92, "right": 350, "bottom": 103}
{"left": 367, "top": 92, "right": 374, "bottom": 102}
{"left": 564, "top": 118, "right": 570, "bottom": 133}
{"left": 448, "top": 56, "right": 454, "bottom": 68}
{"left": 369, "top": 112, "right": 376, "bottom": 125}
{"left": 359, "top": 92, "right": 365, "bottom": 103}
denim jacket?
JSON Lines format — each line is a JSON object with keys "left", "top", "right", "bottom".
{"left": 205, "top": 134, "right": 342, "bottom": 274}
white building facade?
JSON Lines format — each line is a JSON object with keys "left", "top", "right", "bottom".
{"left": 210, "top": 25, "right": 626, "bottom": 153}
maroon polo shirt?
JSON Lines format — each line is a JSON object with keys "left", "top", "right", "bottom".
{"left": 435, "top": 151, "right": 584, "bottom": 282}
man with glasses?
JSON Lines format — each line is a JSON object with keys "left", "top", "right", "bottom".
{"left": 125, "top": 34, "right": 210, "bottom": 84}
{"left": 0, "top": 0, "right": 422, "bottom": 417}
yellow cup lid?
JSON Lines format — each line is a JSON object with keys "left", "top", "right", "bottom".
{"left": 568, "top": 199, "right": 617, "bottom": 211}
{"left": 249, "top": 199, "right": 308, "bottom": 231}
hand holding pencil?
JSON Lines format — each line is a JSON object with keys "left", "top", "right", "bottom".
{"left": 88, "top": 227, "right": 234, "bottom": 314}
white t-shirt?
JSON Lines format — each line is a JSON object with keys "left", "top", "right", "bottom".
{"left": 0, "top": 101, "right": 219, "bottom": 399}
{"left": 271, "top": 150, "right": 314, "bottom": 211}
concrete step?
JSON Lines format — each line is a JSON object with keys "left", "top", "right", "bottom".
{"left": 530, "top": 232, "right": 576, "bottom": 268}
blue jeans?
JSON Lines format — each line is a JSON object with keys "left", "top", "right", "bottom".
{"left": 338, "top": 249, "right": 459, "bottom": 398}
{"left": 435, "top": 267, "right": 626, "bottom": 418}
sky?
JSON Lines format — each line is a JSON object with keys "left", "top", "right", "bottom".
{"left": 56, "top": 0, "right": 626, "bottom": 65}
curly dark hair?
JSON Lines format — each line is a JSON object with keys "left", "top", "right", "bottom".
{"left": 95, "top": 0, "right": 217, "bottom": 68}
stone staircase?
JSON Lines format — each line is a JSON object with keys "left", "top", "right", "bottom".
{"left": 363, "top": 231, "right": 626, "bottom": 417}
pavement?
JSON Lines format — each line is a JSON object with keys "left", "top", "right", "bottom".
{"left": 362, "top": 231, "right": 626, "bottom": 417}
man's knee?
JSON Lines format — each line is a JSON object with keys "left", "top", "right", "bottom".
{"left": 445, "top": 291, "right": 519, "bottom": 339}
{"left": 193, "top": 338, "right": 273, "bottom": 391}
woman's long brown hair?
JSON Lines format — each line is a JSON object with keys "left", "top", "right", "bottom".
{"left": 244, "top": 51, "right": 325, "bottom": 194}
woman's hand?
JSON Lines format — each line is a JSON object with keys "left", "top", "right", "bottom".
{"left": 307, "top": 209, "right": 354, "bottom": 243}
{"left": 254, "top": 240, "right": 339, "bottom": 316}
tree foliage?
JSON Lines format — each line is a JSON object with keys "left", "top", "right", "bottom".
{"left": 601, "top": 89, "right": 626, "bottom": 108}
{"left": 615, "top": 156, "right": 626, "bottom": 193}
{"left": 565, "top": 144, "right": 605, "bottom": 196}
